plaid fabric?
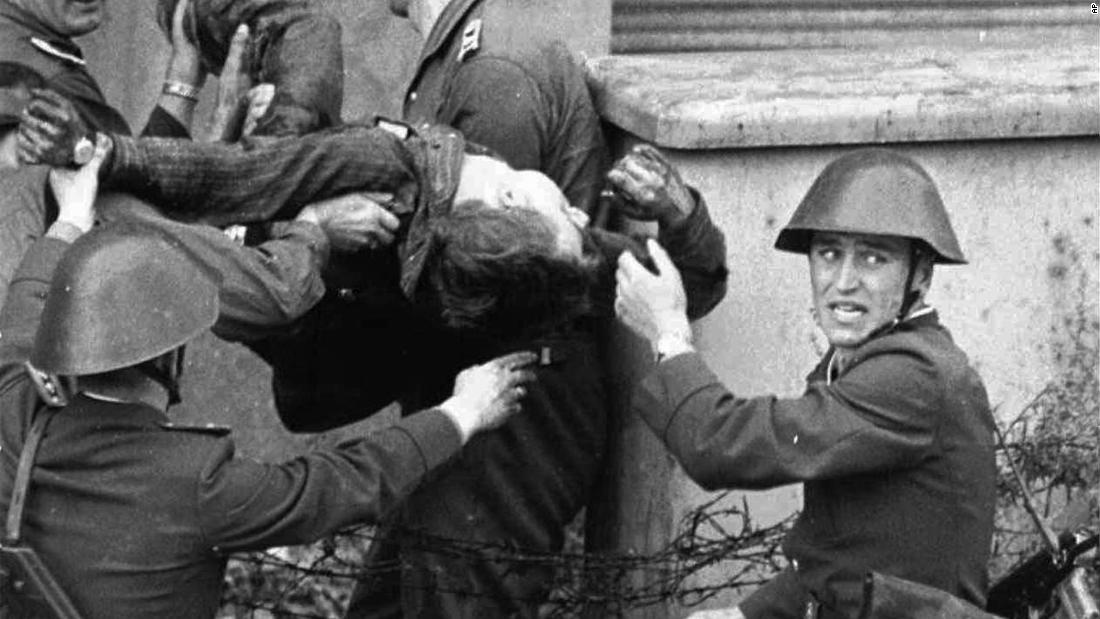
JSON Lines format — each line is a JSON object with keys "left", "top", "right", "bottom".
{"left": 105, "top": 122, "right": 466, "bottom": 299}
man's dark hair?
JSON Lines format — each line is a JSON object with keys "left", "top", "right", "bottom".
{"left": 424, "top": 202, "right": 598, "bottom": 340}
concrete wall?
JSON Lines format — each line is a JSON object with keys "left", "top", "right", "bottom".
{"left": 595, "top": 135, "right": 1100, "bottom": 616}
{"left": 71, "top": 0, "right": 610, "bottom": 458}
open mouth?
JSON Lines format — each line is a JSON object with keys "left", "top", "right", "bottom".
{"left": 827, "top": 301, "right": 867, "bottom": 323}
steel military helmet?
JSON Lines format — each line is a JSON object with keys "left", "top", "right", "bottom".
{"left": 775, "top": 149, "right": 967, "bottom": 264}
{"left": 31, "top": 221, "right": 219, "bottom": 376}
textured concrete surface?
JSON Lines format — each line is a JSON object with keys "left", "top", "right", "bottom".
{"left": 587, "top": 34, "right": 1099, "bottom": 149}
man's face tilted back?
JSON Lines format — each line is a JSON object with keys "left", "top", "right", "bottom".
{"left": 809, "top": 231, "right": 917, "bottom": 352}
{"left": 15, "top": 0, "right": 105, "bottom": 36}
{"left": 454, "top": 154, "right": 589, "bottom": 258}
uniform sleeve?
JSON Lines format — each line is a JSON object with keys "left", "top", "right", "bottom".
{"left": 0, "top": 236, "right": 71, "bottom": 368}
{"left": 584, "top": 193, "right": 727, "bottom": 321}
{"left": 442, "top": 57, "right": 546, "bottom": 173}
{"left": 0, "top": 170, "right": 51, "bottom": 311}
{"left": 633, "top": 347, "right": 942, "bottom": 490}
{"left": 656, "top": 190, "right": 728, "bottom": 320}
{"left": 196, "top": 409, "right": 462, "bottom": 552}
{"left": 98, "top": 198, "right": 329, "bottom": 341}
{"left": 103, "top": 126, "right": 417, "bottom": 227}
{"left": 191, "top": 0, "right": 343, "bottom": 135}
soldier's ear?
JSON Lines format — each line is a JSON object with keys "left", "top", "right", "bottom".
{"left": 912, "top": 252, "right": 934, "bottom": 296}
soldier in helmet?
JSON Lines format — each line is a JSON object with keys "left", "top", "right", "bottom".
{"left": 614, "top": 148, "right": 996, "bottom": 619}
{"left": 0, "top": 141, "right": 538, "bottom": 619}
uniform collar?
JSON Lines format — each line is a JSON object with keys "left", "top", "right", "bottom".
{"left": 0, "top": 2, "right": 83, "bottom": 54}
{"left": 397, "top": 123, "right": 467, "bottom": 299}
{"left": 416, "top": 0, "right": 482, "bottom": 69}
{"left": 0, "top": 1, "right": 85, "bottom": 65}
{"left": 65, "top": 392, "right": 170, "bottom": 427}
{"left": 818, "top": 307, "right": 941, "bottom": 385}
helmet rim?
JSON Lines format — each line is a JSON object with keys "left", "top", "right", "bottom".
{"left": 774, "top": 149, "right": 967, "bottom": 265}
{"left": 30, "top": 220, "right": 219, "bottom": 376}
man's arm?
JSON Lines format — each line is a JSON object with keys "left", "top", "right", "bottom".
{"left": 615, "top": 248, "right": 939, "bottom": 490}
{"left": 98, "top": 190, "right": 401, "bottom": 342}
{"left": 102, "top": 126, "right": 418, "bottom": 227}
{"left": 632, "top": 349, "right": 940, "bottom": 490}
{"left": 655, "top": 191, "right": 727, "bottom": 320}
{"left": 0, "top": 226, "right": 78, "bottom": 370}
{"left": 595, "top": 144, "right": 729, "bottom": 320}
{"left": 96, "top": 193, "right": 328, "bottom": 342}
{"left": 198, "top": 352, "right": 537, "bottom": 552}
{"left": 19, "top": 92, "right": 422, "bottom": 227}
{"left": 0, "top": 139, "right": 107, "bottom": 369}
{"left": 0, "top": 168, "right": 53, "bottom": 311}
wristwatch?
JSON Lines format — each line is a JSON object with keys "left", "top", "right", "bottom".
{"left": 71, "top": 134, "right": 95, "bottom": 165}
{"left": 654, "top": 328, "right": 694, "bottom": 363}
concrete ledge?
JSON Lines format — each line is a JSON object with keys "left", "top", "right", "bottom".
{"left": 585, "top": 37, "right": 1100, "bottom": 149}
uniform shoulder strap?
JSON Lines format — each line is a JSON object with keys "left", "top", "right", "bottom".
{"left": 4, "top": 406, "right": 57, "bottom": 544}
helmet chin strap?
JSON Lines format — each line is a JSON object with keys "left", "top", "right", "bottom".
{"left": 865, "top": 244, "right": 923, "bottom": 341}
{"left": 137, "top": 347, "right": 185, "bottom": 407}
{"left": 897, "top": 243, "right": 923, "bottom": 320}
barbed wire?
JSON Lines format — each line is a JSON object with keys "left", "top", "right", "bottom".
{"left": 219, "top": 490, "right": 793, "bottom": 618}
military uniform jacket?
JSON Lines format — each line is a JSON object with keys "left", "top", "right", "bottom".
{"left": 0, "top": 236, "right": 464, "bottom": 619}
{"left": 402, "top": 0, "right": 607, "bottom": 214}
{"left": 0, "top": 1, "right": 129, "bottom": 134}
{"left": 634, "top": 311, "right": 997, "bottom": 619}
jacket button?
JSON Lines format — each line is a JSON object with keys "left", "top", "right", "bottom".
{"left": 408, "top": 91, "right": 418, "bottom": 102}
{"left": 792, "top": 558, "right": 800, "bottom": 571}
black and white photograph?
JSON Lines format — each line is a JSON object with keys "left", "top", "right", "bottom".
{"left": 0, "top": 1, "right": 1096, "bottom": 617}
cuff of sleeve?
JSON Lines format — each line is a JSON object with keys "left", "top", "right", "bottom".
{"left": 11, "top": 237, "right": 73, "bottom": 284}
{"left": 393, "top": 408, "right": 464, "bottom": 473}
{"left": 103, "top": 134, "right": 138, "bottom": 188}
{"left": 277, "top": 221, "right": 332, "bottom": 266}
{"left": 634, "top": 351, "right": 718, "bottom": 442}
{"left": 658, "top": 187, "right": 709, "bottom": 246}
{"left": 45, "top": 221, "right": 84, "bottom": 243}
